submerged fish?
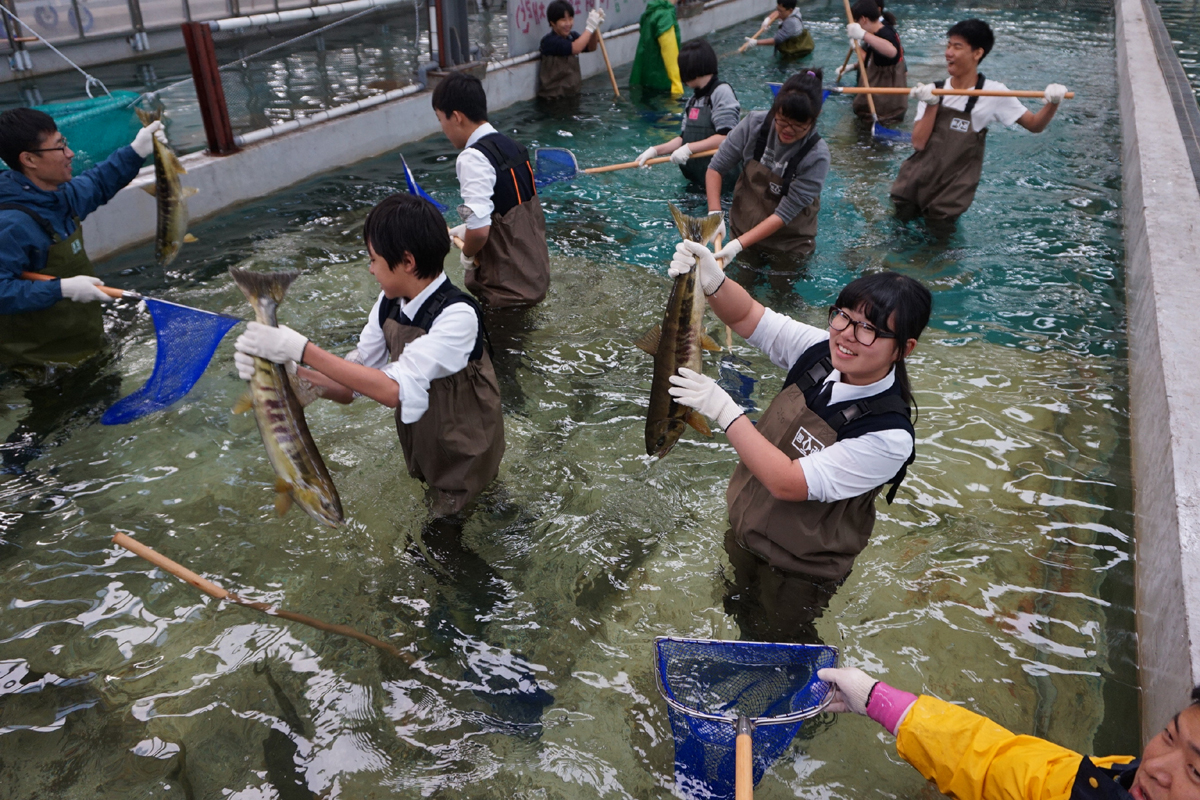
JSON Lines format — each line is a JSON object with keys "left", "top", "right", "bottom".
{"left": 636, "top": 203, "right": 722, "bottom": 458}
{"left": 135, "top": 108, "right": 198, "bottom": 266}
{"left": 230, "top": 268, "right": 344, "bottom": 527}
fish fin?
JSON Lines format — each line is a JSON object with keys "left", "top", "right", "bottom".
{"left": 667, "top": 202, "right": 690, "bottom": 239}
{"left": 135, "top": 108, "right": 160, "bottom": 126}
{"left": 140, "top": 184, "right": 157, "bottom": 196}
{"left": 229, "top": 267, "right": 299, "bottom": 313}
{"left": 696, "top": 210, "right": 723, "bottom": 245}
{"left": 686, "top": 410, "right": 713, "bottom": 437}
{"left": 701, "top": 333, "right": 722, "bottom": 352}
{"left": 634, "top": 324, "right": 662, "bottom": 355}
{"left": 182, "top": 186, "right": 200, "bottom": 198}
{"left": 274, "top": 485, "right": 293, "bottom": 517}
{"left": 167, "top": 149, "right": 187, "bottom": 174}
{"left": 183, "top": 233, "right": 198, "bottom": 243}
{"left": 667, "top": 201, "right": 723, "bottom": 244}
{"left": 232, "top": 391, "right": 254, "bottom": 415}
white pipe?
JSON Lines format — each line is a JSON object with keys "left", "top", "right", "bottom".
{"left": 210, "top": 0, "right": 410, "bottom": 32}
{"left": 234, "top": 82, "right": 422, "bottom": 146}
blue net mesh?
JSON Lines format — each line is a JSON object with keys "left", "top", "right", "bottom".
{"left": 33, "top": 91, "right": 142, "bottom": 175}
{"left": 102, "top": 298, "right": 241, "bottom": 425}
{"left": 534, "top": 148, "right": 579, "bottom": 186}
{"left": 655, "top": 637, "right": 837, "bottom": 800}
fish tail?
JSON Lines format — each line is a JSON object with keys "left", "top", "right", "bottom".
{"left": 135, "top": 107, "right": 162, "bottom": 127}
{"left": 229, "top": 267, "right": 299, "bottom": 325}
{"left": 667, "top": 202, "right": 722, "bottom": 244}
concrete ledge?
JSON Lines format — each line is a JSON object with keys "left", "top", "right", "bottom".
{"left": 1116, "top": 0, "right": 1200, "bottom": 743}
{"left": 82, "top": 0, "right": 763, "bottom": 260}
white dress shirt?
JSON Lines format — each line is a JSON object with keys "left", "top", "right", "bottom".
{"left": 353, "top": 274, "right": 480, "bottom": 424}
{"left": 457, "top": 123, "right": 500, "bottom": 230}
{"left": 747, "top": 308, "right": 915, "bottom": 503}
{"left": 913, "top": 77, "right": 1029, "bottom": 132}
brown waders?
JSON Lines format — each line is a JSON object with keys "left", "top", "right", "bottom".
{"left": 382, "top": 290, "right": 505, "bottom": 517}
{"left": 729, "top": 123, "right": 821, "bottom": 256}
{"left": 853, "top": 55, "right": 908, "bottom": 125}
{"left": 890, "top": 74, "right": 988, "bottom": 222}
{"left": 538, "top": 54, "right": 582, "bottom": 101}
{"left": 467, "top": 133, "right": 551, "bottom": 308}
{"left": 775, "top": 28, "right": 815, "bottom": 58}
{"left": 0, "top": 207, "right": 103, "bottom": 367}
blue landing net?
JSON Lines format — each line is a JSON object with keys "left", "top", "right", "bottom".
{"left": 102, "top": 298, "right": 241, "bottom": 425}
{"left": 533, "top": 147, "right": 580, "bottom": 186}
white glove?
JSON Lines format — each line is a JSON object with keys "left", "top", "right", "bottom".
{"left": 744, "top": 37, "right": 758, "bottom": 48}
{"left": 1043, "top": 83, "right": 1067, "bottom": 104}
{"left": 836, "top": 63, "right": 850, "bottom": 81}
{"left": 235, "top": 321, "right": 308, "bottom": 365}
{"left": 714, "top": 237, "right": 744, "bottom": 266}
{"left": 817, "top": 667, "right": 878, "bottom": 716}
{"left": 761, "top": 14, "right": 775, "bottom": 27}
{"left": 706, "top": 210, "right": 726, "bottom": 243}
{"left": 460, "top": 249, "right": 476, "bottom": 270}
{"left": 669, "top": 240, "right": 726, "bottom": 296}
{"left": 668, "top": 367, "right": 745, "bottom": 430}
{"left": 635, "top": 146, "right": 659, "bottom": 168}
{"left": 234, "top": 350, "right": 256, "bottom": 380}
{"left": 669, "top": 143, "right": 693, "bottom": 166}
{"left": 847, "top": 22, "right": 866, "bottom": 41}
{"left": 59, "top": 275, "right": 113, "bottom": 304}
{"left": 447, "top": 223, "right": 467, "bottom": 243}
{"left": 911, "top": 82, "right": 940, "bottom": 106}
{"left": 131, "top": 120, "right": 167, "bottom": 158}
{"left": 585, "top": 8, "right": 604, "bottom": 32}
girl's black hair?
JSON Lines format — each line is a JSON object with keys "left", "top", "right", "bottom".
{"left": 546, "top": 0, "right": 574, "bottom": 24}
{"left": 876, "top": 0, "right": 897, "bottom": 27}
{"left": 678, "top": 39, "right": 719, "bottom": 84}
{"left": 771, "top": 69, "right": 824, "bottom": 124}
{"left": 947, "top": 18, "right": 994, "bottom": 60}
{"left": 834, "top": 271, "right": 932, "bottom": 413}
{"left": 850, "top": 0, "right": 878, "bottom": 21}
{"left": 362, "top": 193, "right": 450, "bottom": 279}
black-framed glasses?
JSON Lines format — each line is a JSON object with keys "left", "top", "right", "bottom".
{"left": 828, "top": 306, "right": 895, "bottom": 346}
{"left": 773, "top": 115, "right": 812, "bottom": 138}
{"left": 29, "top": 138, "right": 70, "bottom": 155}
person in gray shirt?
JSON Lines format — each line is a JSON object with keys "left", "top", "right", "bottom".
{"left": 744, "top": 0, "right": 815, "bottom": 58}
{"left": 635, "top": 40, "right": 742, "bottom": 186}
{"left": 702, "top": 70, "right": 830, "bottom": 260}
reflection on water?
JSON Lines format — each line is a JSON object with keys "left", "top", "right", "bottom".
{"left": 1157, "top": 0, "right": 1200, "bottom": 103}
{"left": 0, "top": 0, "right": 1136, "bottom": 797}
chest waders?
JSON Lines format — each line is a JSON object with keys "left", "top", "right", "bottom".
{"left": 380, "top": 282, "right": 505, "bottom": 517}
{"left": 730, "top": 122, "right": 821, "bottom": 255}
{"left": 775, "top": 27, "right": 815, "bottom": 58}
{"left": 853, "top": 45, "right": 908, "bottom": 124}
{"left": 538, "top": 53, "right": 582, "bottom": 101}
{"left": 890, "top": 74, "right": 988, "bottom": 221}
{"left": 726, "top": 347, "right": 912, "bottom": 581}
{"left": 679, "top": 85, "right": 740, "bottom": 191}
{"left": 0, "top": 206, "right": 103, "bottom": 367}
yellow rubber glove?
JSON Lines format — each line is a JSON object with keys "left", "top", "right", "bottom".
{"left": 657, "top": 29, "right": 683, "bottom": 95}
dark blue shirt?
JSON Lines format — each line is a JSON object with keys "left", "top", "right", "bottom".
{"left": 540, "top": 30, "right": 580, "bottom": 57}
{"left": 0, "top": 144, "right": 143, "bottom": 315}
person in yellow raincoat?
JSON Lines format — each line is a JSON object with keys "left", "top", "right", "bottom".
{"left": 630, "top": 0, "right": 682, "bottom": 95}
{"left": 818, "top": 666, "right": 1200, "bottom": 800}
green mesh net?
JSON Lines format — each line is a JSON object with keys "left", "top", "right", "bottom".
{"left": 30, "top": 90, "right": 143, "bottom": 175}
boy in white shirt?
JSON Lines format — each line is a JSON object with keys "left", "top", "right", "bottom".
{"left": 890, "top": 18, "right": 1068, "bottom": 225}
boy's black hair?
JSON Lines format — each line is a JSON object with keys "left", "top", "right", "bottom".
{"left": 777, "top": 0, "right": 797, "bottom": 9}
{"left": 678, "top": 39, "right": 719, "bottom": 84}
{"left": 834, "top": 271, "right": 932, "bottom": 414}
{"left": 362, "top": 193, "right": 450, "bottom": 280}
{"left": 547, "top": 0, "right": 574, "bottom": 25}
{"left": 431, "top": 72, "right": 488, "bottom": 124}
{"left": 772, "top": 68, "right": 824, "bottom": 124}
{"left": 850, "top": 0, "right": 879, "bottom": 21}
{"left": 947, "top": 18, "right": 994, "bottom": 60}
{"left": 0, "top": 108, "right": 57, "bottom": 172}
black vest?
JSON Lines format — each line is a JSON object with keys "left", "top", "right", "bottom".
{"left": 782, "top": 341, "right": 915, "bottom": 502}
{"left": 378, "top": 279, "right": 488, "bottom": 362}
{"left": 752, "top": 122, "right": 822, "bottom": 197}
{"left": 470, "top": 133, "right": 537, "bottom": 218}
{"left": 1069, "top": 757, "right": 1138, "bottom": 800}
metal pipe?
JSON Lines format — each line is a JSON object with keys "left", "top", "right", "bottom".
{"left": 209, "top": 0, "right": 410, "bottom": 32}
{"left": 234, "top": 80, "right": 421, "bottom": 146}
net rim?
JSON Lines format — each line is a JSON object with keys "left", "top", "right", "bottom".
{"left": 653, "top": 635, "right": 838, "bottom": 727}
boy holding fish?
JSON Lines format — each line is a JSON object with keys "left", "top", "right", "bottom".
{"left": 0, "top": 107, "right": 165, "bottom": 367}
{"left": 664, "top": 243, "right": 931, "bottom": 641}
{"left": 234, "top": 193, "right": 505, "bottom": 517}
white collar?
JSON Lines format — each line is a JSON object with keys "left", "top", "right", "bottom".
{"left": 400, "top": 272, "right": 448, "bottom": 318}
{"left": 464, "top": 122, "right": 498, "bottom": 149}
{"left": 817, "top": 339, "right": 898, "bottom": 404}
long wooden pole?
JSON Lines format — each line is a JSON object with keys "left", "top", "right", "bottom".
{"left": 735, "top": 716, "right": 754, "bottom": 800}
{"left": 835, "top": 46, "right": 854, "bottom": 83}
{"left": 841, "top": 0, "right": 879, "bottom": 123}
{"left": 584, "top": 148, "right": 717, "bottom": 175}
{"left": 21, "top": 270, "right": 133, "bottom": 300}
{"left": 737, "top": 19, "right": 770, "bottom": 53}
{"left": 832, "top": 87, "right": 1075, "bottom": 98}
{"left": 595, "top": 29, "right": 620, "bottom": 99}
{"left": 113, "top": 532, "right": 415, "bottom": 664}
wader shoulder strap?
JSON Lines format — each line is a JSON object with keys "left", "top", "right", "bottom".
{"left": 933, "top": 73, "right": 986, "bottom": 113}
{"left": 827, "top": 393, "right": 914, "bottom": 503}
{"left": 779, "top": 133, "right": 821, "bottom": 196}
{"left": 0, "top": 203, "right": 56, "bottom": 241}
{"left": 471, "top": 134, "right": 537, "bottom": 214}
{"left": 412, "top": 282, "right": 490, "bottom": 362}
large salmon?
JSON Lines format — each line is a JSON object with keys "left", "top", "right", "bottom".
{"left": 135, "top": 108, "right": 197, "bottom": 267}
{"left": 230, "top": 268, "right": 344, "bottom": 527}
{"left": 637, "top": 203, "right": 722, "bottom": 458}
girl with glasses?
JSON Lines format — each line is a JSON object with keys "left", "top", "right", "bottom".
{"left": 664, "top": 257, "right": 931, "bottom": 642}
{"left": 699, "top": 69, "right": 829, "bottom": 265}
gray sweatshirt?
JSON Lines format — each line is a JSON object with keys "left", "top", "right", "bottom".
{"left": 775, "top": 13, "right": 805, "bottom": 45}
{"left": 708, "top": 110, "right": 830, "bottom": 224}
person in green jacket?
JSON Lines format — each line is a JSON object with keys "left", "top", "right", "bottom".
{"left": 631, "top": 0, "right": 682, "bottom": 95}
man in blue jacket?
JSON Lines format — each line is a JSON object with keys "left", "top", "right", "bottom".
{"left": 0, "top": 107, "right": 164, "bottom": 368}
